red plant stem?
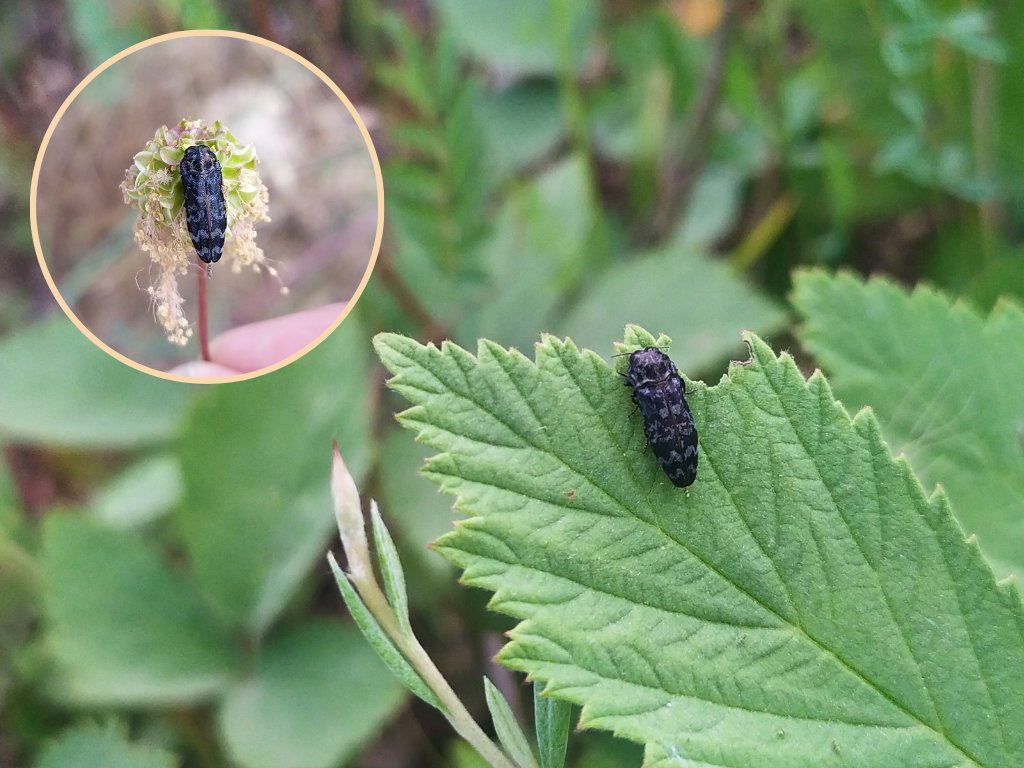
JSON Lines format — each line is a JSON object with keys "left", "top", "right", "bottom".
{"left": 197, "top": 263, "right": 211, "bottom": 362}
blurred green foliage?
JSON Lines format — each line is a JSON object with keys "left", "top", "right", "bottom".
{"left": 1, "top": 0, "right": 1022, "bottom": 766}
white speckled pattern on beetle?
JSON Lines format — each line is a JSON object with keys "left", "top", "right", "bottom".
{"left": 624, "top": 347, "right": 698, "bottom": 487}
{"left": 179, "top": 145, "right": 226, "bottom": 264}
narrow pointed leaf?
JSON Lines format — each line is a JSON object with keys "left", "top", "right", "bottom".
{"left": 483, "top": 677, "right": 539, "bottom": 768}
{"left": 534, "top": 683, "right": 571, "bottom": 768}
{"left": 326, "top": 553, "right": 442, "bottom": 711}
{"left": 370, "top": 501, "right": 413, "bottom": 635}
{"left": 375, "top": 329, "right": 1024, "bottom": 767}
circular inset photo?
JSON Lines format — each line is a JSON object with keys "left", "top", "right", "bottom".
{"left": 31, "top": 31, "right": 382, "bottom": 382}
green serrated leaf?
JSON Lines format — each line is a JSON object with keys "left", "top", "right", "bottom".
{"left": 370, "top": 501, "right": 412, "bottom": 636}
{"left": 534, "top": 683, "right": 571, "bottom": 768}
{"left": 792, "top": 270, "right": 1024, "bottom": 579}
{"left": 484, "top": 677, "right": 539, "bottom": 768}
{"left": 375, "top": 329, "right": 1024, "bottom": 767}
{"left": 35, "top": 722, "right": 177, "bottom": 768}
{"left": 327, "top": 553, "right": 443, "bottom": 711}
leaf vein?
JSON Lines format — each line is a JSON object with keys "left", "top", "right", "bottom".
{"left": 761, "top": 361, "right": 982, "bottom": 767}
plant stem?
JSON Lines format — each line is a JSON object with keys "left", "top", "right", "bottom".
{"left": 969, "top": 56, "right": 998, "bottom": 266}
{"left": 375, "top": 255, "right": 448, "bottom": 344}
{"left": 350, "top": 573, "right": 518, "bottom": 768}
{"left": 197, "top": 262, "right": 211, "bottom": 362}
{"left": 167, "top": 708, "right": 226, "bottom": 768}
{"left": 552, "top": 0, "right": 594, "bottom": 176}
{"left": 645, "top": 0, "right": 734, "bottom": 242}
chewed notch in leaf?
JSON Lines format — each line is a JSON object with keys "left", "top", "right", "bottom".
{"left": 374, "top": 328, "right": 1024, "bottom": 768}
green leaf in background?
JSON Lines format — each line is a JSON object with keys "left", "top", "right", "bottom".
{"left": 377, "top": 426, "right": 457, "bottom": 602}
{"left": 450, "top": 740, "right": 492, "bottom": 768}
{"left": 673, "top": 165, "right": 747, "bottom": 250}
{"left": 218, "top": 620, "right": 406, "bottom": 768}
{"left": 573, "top": 732, "right": 643, "bottom": 768}
{"left": 91, "top": 453, "right": 182, "bottom": 529}
{"left": 0, "top": 531, "right": 36, "bottom": 706}
{"left": 177, "top": 319, "right": 372, "bottom": 635}
{"left": 434, "top": 0, "right": 599, "bottom": 77}
{"left": 35, "top": 722, "right": 177, "bottom": 768}
{"left": 41, "top": 516, "right": 235, "bottom": 705}
{"left": 64, "top": 0, "right": 225, "bottom": 67}
{"left": 477, "top": 82, "right": 565, "bottom": 184}
{"left": 376, "top": 328, "right": 1024, "bottom": 767}
{"left": 0, "top": 455, "right": 22, "bottom": 535}
{"left": 786, "top": 2, "right": 901, "bottom": 152}
{"left": 379, "top": 14, "right": 493, "bottom": 331}
{"left": 0, "top": 531, "right": 35, "bottom": 613}
{"left": 994, "top": 2, "right": 1024, "bottom": 189}
{"left": 792, "top": 270, "right": 1024, "bottom": 579}
{"left": 0, "top": 316, "right": 193, "bottom": 448}
{"left": 471, "top": 156, "right": 604, "bottom": 350}
{"left": 0, "top": 456, "right": 33, "bottom": 702}
{"left": 64, "top": 0, "right": 149, "bottom": 68}
{"left": 561, "top": 240, "right": 788, "bottom": 374}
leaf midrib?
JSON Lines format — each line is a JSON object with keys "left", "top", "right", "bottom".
{"left": 392, "top": 336, "right": 994, "bottom": 765}
{"left": 754, "top": 354, "right": 989, "bottom": 766}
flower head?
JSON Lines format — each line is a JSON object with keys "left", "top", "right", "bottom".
{"left": 121, "top": 118, "right": 274, "bottom": 345}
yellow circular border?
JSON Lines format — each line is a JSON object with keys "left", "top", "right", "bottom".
{"left": 30, "top": 29, "right": 384, "bottom": 385}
